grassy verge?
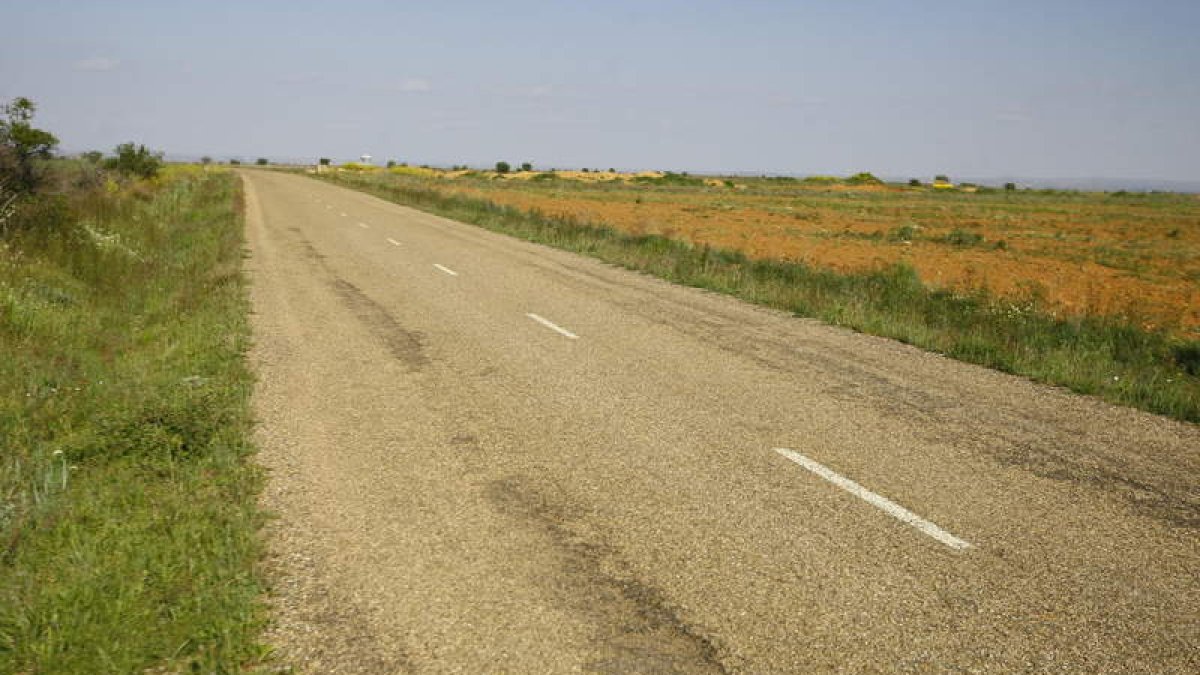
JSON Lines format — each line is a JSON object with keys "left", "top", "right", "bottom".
{"left": 308, "top": 169, "right": 1200, "bottom": 423}
{"left": 0, "top": 165, "right": 265, "bottom": 672}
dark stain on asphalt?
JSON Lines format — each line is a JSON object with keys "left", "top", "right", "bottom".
{"left": 485, "top": 476, "right": 731, "bottom": 675}
{"left": 331, "top": 279, "right": 429, "bottom": 371}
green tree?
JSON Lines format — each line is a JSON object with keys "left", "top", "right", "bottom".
{"left": 908, "top": 178, "right": 921, "bottom": 187}
{"left": 318, "top": 157, "right": 331, "bottom": 166}
{"left": 81, "top": 150, "right": 104, "bottom": 164}
{"left": 0, "top": 97, "right": 60, "bottom": 191}
{"left": 229, "top": 158, "right": 241, "bottom": 165}
{"left": 1004, "top": 182, "right": 1016, "bottom": 191}
{"left": 495, "top": 161, "right": 510, "bottom": 174}
{"left": 935, "top": 174, "right": 950, "bottom": 183}
{"left": 105, "top": 142, "right": 163, "bottom": 178}
{"left": 520, "top": 162, "right": 532, "bottom": 172}
{"left": 255, "top": 157, "right": 269, "bottom": 166}
{"left": 200, "top": 156, "right": 213, "bottom": 165}
{"left": 386, "top": 160, "right": 396, "bottom": 168}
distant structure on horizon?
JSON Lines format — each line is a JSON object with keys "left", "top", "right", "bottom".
{"left": 360, "top": 154, "right": 372, "bottom": 165}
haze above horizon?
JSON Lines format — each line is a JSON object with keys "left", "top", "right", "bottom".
{"left": 4, "top": 0, "right": 1198, "bottom": 183}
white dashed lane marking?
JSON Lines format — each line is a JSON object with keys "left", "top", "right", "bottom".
{"left": 526, "top": 313, "right": 580, "bottom": 340}
{"left": 774, "top": 448, "right": 971, "bottom": 550}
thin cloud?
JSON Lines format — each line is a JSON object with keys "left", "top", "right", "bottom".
{"left": 429, "top": 119, "right": 481, "bottom": 132}
{"left": 277, "top": 72, "right": 320, "bottom": 85}
{"left": 995, "top": 110, "right": 1032, "bottom": 123}
{"left": 399, "top": 78, "right": 432, "bottom": 93}
{"left": 766, "top": 94, "right": 829, "bottom": 108}
{"left": 74, "top": 56, "right": 120, "bottom": 72}
{"left": 506, "top": 84, "right": 555, "bottom": 99}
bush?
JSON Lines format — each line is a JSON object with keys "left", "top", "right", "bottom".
{"left": 105, "top": 142, "right": 163, "bottom": 179}
{"left": 888, "top": 224, "right": 918, "bottom": 242}
{"left": 1, "top": 97, "right": 59, "bottom": 191}
{"left": 632, "top": 171, "right": 703, "bottom": 187}
{"left": 1005, "top": 182, "right": 1016, "bottom": 191}
{"left": 495, "top": 161, "right": 510, "bottom": 174}
{"left": 318, "top": 157, "right": 331, "bottom": 166}
{"left": 255, "top": 158, "right": 269, "bottom": 166}
{"left": 2, "top": 191, "right": 71, "bottom": 235}
{"left": 520, "top": 162, "right": 532, "bottom": 172}
{"left": 909, "top": 179, "right": 921, "bottom": 187}
{"left": 1173, "top": 342, "right": 1200, "bottom": 376}
{"left": 846, "top": 172, "right": 882, "bottom": 185}
{"left": 944, "top": 228, "right": 985, "bottom": 246}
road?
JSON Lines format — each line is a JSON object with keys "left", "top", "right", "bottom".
{"left": 243, "top": 169, "right": 1199, "bottom": 673}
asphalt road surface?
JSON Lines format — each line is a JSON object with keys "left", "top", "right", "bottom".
{"left": 243, "top": 169, "right": 1199, "bottom": 673}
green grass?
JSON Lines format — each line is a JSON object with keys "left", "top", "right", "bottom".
{"left": 305, "top": 169, "right": 1200, "bottom": 423}
{"left": 0, "top": 165, "right": 266, "bottom": 673}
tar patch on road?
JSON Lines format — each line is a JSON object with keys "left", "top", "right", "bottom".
{"left": 991, "top": 440, "right": 1200, "bottom": 529}
{"left": 331, "top": 279, "right": 429, "bottom": 371}
{"left": 485, "top": 477, "right": 730, "bottom": 674}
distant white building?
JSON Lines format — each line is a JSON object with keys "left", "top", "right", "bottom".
{"left": 360, "top": 154, "right": 372, "bottom": 165}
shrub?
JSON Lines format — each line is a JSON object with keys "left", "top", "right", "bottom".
{"left": 944, "top": 228, "right": 985, "bottom": 246}
{"left": 228, "top": 158, "right": 241, "bottom": 165}
{"left": 888, "top": 224, "right": 918, "bottom": 242}
{"left": 105, "top": 142, "right": 163, "bottom": 179}
{"left": 318, "top": 157, "right": 331, "bottom": 166}
{"left": 495, "top": 161, "right": 510, "bottom": 174}
{"left": 0, "top": 97, "right": 59, "bottom": 191}
{"left": 846, "top": 172, "right": 882, "bottom": 185}
{"left": 1005, "top": 182, "right": 1016, "bottom": 191}
{"left": 1173, "top": 342, "right": 1200, "bottom": 376}
{"left": 520, "top": 162, "right": 532, "bottom": 172}
{"left": 909, "top": 179, "right": 921, "bottom": 187}
{"left": 255, "top": 158, "right": 269, "bottom": 166}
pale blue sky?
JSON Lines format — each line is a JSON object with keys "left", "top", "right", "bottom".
{"left": 4, "top": 0, "right": 1198, "bottom": 180}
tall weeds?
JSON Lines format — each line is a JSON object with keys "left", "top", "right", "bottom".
{"left": 0, "top": 165, "right": 264, "bottom": 672}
